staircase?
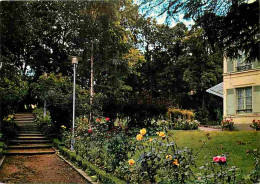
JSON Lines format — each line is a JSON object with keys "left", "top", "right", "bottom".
{"left": 5, "top": 113, "right": 55, "bottom": 155}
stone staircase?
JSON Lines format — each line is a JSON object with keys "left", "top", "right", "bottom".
{"left": 4, "top": 113, "right": 55, "bottom": 155}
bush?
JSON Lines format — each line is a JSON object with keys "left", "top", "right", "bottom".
{"left": 2, "top": 114, "right": 17, "bottom": 139}
{"left": 174, "top": 119, "right": 200, "bottom": 130}
{"left": 56, "top": 145, "right": 126, "bottom": 184}
{"left": 221, "top": 118, "right": 234, "bottom": 131}
{"left": 250, "top": 119, "right": 260, "bottom": 130}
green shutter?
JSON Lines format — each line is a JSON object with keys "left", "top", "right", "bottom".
{"left": 253, "top": 86, "right": 260, "bottom": 113}
{"left": 226, "top": 89, "right": 236, "bottom": 115}
{"left": 227, "top": 58, "right": 234, "bottom": 72}
{"left": 252, "top": 59, "right": 260, "bottom": 69}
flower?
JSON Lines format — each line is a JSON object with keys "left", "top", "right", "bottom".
{"left": 219, "top": 156, "right": 226, "bottom": 162}
{"left": 140, "top": 128, "right": 146, "bottom": 135}
{"left": 213, "top": 156, "right": 226, "bottom": 164}
{"left": 88, "top": 129, "right": 93, "bottom": 133}
{"left": 105, "top": 117, "right": 110, "bottom": 121}
{"left": 166, "top": 155, "right": 173, "bottom": 160}
{"left": 156, "top": 132, "right": 160, "bottom": 135}
{"left": 61, "top": 125, "right": 66, "bottom": 129}
{"left": 213, "top": 156, "right": 220, "bottom": 162}
{"left": 136, "top": 134, "right": 143, "bottom": 141}
{"left": 173, "top": 159, "right": 179, "bottom": 166}
{"left": 159, "top": 132, "right": 166, "bottom": 138}
{"left": 128, "top": 159, "right": 135, "bottom": 165}
{"left": 96, "top": 118, "right": 101, "bottom": 122}
{"left": 148, "top": 138, "right": 153, "bottom": 142}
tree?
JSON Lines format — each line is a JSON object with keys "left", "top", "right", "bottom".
{"left": 139, "top": 0, "right": 259, "bottom": 60}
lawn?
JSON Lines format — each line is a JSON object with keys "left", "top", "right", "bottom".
{"left": 167, "top": 130, "right": 260, "bottom": 176}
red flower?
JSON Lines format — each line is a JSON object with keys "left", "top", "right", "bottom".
{"left": 105, "top": 117, "right": 110, "bottom": 121}
{"left": 213, "top": 156, "right": 220, "bottom": 162}
{"left": 96, "top": 118, "right": 101, "bottom": 122}
{"left": 219, "top": 157, "right": 226, "bottom": 163}
{"left": 88, "top": 129, "right": 93, "bottom": 133}
{"left": 253, "top": 119, "right": 256, "bottom": 123}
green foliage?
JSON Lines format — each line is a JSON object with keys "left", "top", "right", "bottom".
{"left": 1, "top": 114, "right": 17, "bottom": 140}
{"left": 174, "top": 119, "right": 200, "bottom": 130}
{"left": 56, "top": 145, "right": 126, "bottom": 184}
{"left": 221, "top": 118, "right": 235, "bottom": 131}
{"left": 0, "top": 63, "right": 29, "bottom": 114}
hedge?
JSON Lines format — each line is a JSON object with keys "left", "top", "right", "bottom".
{"left": 54, "top": 139, "right": 126, "bottom": 184}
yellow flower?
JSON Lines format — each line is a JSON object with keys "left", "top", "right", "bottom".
{"left": 166, "top": 155, "right": 173, "bottom": 160}
{"left": 156, "top": 132, "right": 160, "bottom": 135}
{"left": 148, "top": 138, "right": 153, "bottom": 142}
{"left": 173, "top": 159, "right": 179, "bottom": 166}
{"left": 136, "top": 134, "right": 143, "bottom": 141}
{"left": 159, "top": 132, "right": 166, "bottom": 138}
{"left": 128, "top": 159, "right": 135, "bottom": 165}
{"left": 61, "top": 125, "right": 66, "bottom": 129}
{"left": 140, "top": 128, "right": 146, "bottom": 135}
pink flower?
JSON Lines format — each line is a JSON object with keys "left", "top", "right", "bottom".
{"left": 105, "top": 117, "right": 110, "bottom": 121}
{"left": 213, "top": 156, "right": 220, "bottom": 162}
{"left": 219, "top": 156, "right": 226, "bottom": 163}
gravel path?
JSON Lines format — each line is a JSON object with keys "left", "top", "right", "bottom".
{"left": 199, "top": 126, "right": 222, "bottom": 131}
{"left": 0, "top": 154, "right": 87, "bottom": 183}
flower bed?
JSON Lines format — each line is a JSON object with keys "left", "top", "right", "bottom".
{"left": 53, "top": 139, "right": 126, "bottom": 184}
{"left": 251, "top": 119, "right": 260, "bottom": 130}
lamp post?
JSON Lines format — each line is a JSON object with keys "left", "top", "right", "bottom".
{"left": 71, "top": 57, "right": 78, "bottom": 151}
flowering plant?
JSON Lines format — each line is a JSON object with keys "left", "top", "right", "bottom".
{"left": 250, "top": 119, "right": 260, "bottom": 130}
{"left": 213, "top": 155, "right": 227, "bottom": 165}
{"left": 221, "top": 118, "right": 234, "bottom": 131}
{"left": 174, "top": 119, "right": 200, "bottom": 130}
{"left": 3, "top": 114, "right": 14, "bottom": 122}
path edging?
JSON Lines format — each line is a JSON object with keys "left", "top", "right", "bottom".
{"left": 0, "top": 156, "right": 6, "bottom": 168}
{"left": 54, "top": 148, "right": 96, "bottom": 184}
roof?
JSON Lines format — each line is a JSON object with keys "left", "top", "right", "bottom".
{"left": 206, "top": 82, "right": 223, "bottom": 98}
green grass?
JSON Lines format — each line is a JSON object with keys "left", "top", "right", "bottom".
{"left": 167, "top": 130, "right": 260, "bottom": 176}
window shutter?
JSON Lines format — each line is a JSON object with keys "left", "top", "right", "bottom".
{"left": 226, "top": 89, "right": 235, "bottom": 115}
{"left": 227, "top": 58, "right": 234, "bottom": 73}
{"left": 252, "top": 59, "right": 260, "bottom": 69}
{"left": 253, "top": 86, "right": 260, "bottom": 113}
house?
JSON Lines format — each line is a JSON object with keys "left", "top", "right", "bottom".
{"left": 207, "top": 53, "right": 260, "bottom": 130}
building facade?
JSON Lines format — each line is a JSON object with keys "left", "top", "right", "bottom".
{"left": 223, "top": 55, "right": 260, "bottom": 129}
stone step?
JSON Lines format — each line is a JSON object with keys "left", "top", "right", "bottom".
{"left": 9, "top": 140, "right": 52, "bottom": 144}
{"left": 18, "top": 131, "right": 41, "bottom": 134}
{"left": 15, "top": 115, "right": 34, "bottom": 118}
{"left": 7, "top": 144, "right": 53, "bottom": 149}
{"left": 17, "top": 125, "right": 39, "bottom": 128}
{"left": 18, "top": 133, "right": 43, "bottom": 136}
{"left": 4, "top": 148, "right": 55, "bottom": 155}
{"left": 17, "top": 136, "right": 47, "bottom": 140}
{"left": 14, "top": 118, "right": 34, "bottom": 120}
{"left": 18, "top": 128, "right": 39, "bottom": 130}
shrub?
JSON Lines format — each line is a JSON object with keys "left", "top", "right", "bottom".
{"left": 250, "top": 119, "right": 260, "bottom": 130}
{"left": 2, "top": 114, "right": 17, "bottom": 139}
{"left": 174, "top": 119, "right": 200, "bottom": 130}
{"left": 221, "top": 118, "right": 234, "bottom": 131}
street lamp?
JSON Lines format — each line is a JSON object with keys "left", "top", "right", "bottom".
{"left": 71, "top": 57, "right": 78, "bottom": 151}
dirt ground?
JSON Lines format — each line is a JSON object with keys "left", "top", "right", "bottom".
{"left": 0, "top": 154, "right": 87, "bottom": 183}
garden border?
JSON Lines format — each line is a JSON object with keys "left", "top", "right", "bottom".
{"left": 54, "top": 148, "right": 95, "bottom": 184}
{"left": 0, "top": 156, "right": 6, "bottom": 168}
{"left": 53, "top": 139, "right": 126, "bottom": 184}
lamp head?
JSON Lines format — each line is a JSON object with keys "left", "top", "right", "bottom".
{"left": 72, "top": 57, "right": 78, "bottom": 64}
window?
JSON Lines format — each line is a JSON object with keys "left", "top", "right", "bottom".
{"left": 236, "top": 58, "right": 252, "bottom": 71}
{"left": 237, "top": 87, "right": 252, "bottom": 113}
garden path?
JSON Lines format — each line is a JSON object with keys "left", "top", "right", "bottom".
{"left": 198, "top": 126, "right": 221, "bottom": 131}
{"left": 0, "top": 154, "right": 87, "bottom": 183}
